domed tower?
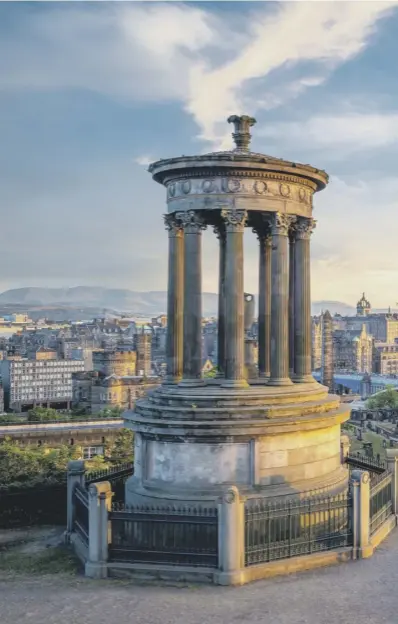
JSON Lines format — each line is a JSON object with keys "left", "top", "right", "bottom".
{"left": 125, "top": 115, "right": 350, "bottom": 506}
{"left": 356, "top": 292, "right": 371, "bottom": 317}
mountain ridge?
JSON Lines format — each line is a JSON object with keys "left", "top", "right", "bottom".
{"left": 0, "top": 287, "right": 356, "bottom": 317}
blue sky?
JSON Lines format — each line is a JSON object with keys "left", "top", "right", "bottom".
{"left": 1, "top": 1, "right": 398, "bottom": 306}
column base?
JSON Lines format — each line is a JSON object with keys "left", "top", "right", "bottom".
{"left": 178, "top": 378, "right": 205, "bottom": 388}
{"left": 221, "top": 378, "right": 249, "bottom": 389}
{"left": 163, "top": 376, "right": 182, "bottom": 386}
{"left": 258, "top": 371, "right": 270, "bottom": 380}
{"left": 267, "top": 377, "right": 294, "bottom": 387}
{"left": 293, "top": 374, "right": 316, "bottom": 384}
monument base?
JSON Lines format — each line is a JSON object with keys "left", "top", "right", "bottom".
{"left": 124, "top": 381, "right": 350, "bottom": 507}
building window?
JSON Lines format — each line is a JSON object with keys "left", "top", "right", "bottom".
{"left": 83, "top": 446, "right": 104, "bottom": 460}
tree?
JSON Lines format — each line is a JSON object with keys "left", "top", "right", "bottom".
{"left": 27, "top": 407, "right": 61, "bottom": 422}
{"left": 108, "top": 429, "right": 134, "bottom": 464}
{"left": 366, "top": 385, "right": 398, "bottom": 410}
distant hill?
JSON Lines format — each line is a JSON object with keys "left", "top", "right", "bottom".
{"left": 311, "top": 301, "right": 356, "bottom": 316}
{"left": 0, "top": 287, "right": 218, "bottom": 317}
{"left": 0, "top": 287, "right": 357, "bottom": 318}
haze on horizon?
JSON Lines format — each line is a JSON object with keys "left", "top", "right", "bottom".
{"left": 1, "top": 1, "right": 398, "bottom": 308}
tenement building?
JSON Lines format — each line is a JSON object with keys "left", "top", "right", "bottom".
{"left": 125, "top": 115, "right": 350, "bottom": 507}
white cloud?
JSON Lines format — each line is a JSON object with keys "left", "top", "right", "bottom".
{"left": 1, "top": 2, "right": 397, "bottom": 145}
{"left": 259, "top": 112, "right": 398, "bottom": 153}
{"left": 185, "top": 1, "right": 398, "bottom": 144}
{"left": 310, "top": 174, "right": 398, "bottom": 305}
{"left": 134, "top": 155, "right": 155, "bottom": 167}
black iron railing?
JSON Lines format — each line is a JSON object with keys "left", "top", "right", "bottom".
{"left": 109, "top": 504, "right": 218, "bottom": 568}
{"left": 369, "top": 472, "right": 392, "bottom": 536}
{"left": 73, "top": 483, "right": 89, "bottom": 546}
{"left": 244, "top": 492, "right": 352, "bottom": 566}
{"left": 86, "top": 462, "right": 133, "bottom": 503}
{"left": 346, "top": 453, "right": 386, "bottom": 475}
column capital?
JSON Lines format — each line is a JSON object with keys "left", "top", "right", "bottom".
{"left": 271, "top": 212, "right": 295, "bottom": 237}
{"left": 221, "top": 209, "right": 248, "bottom": 233}
{"left": 175, "top": 210, "right": 206, "bottom": 233}
{"left": 163, "top": 213, "right": 183, "bottom": 236}
{"left": 293, "top": 217, "right": 317, "bottom": 240}
{"left": 252, "top": 214, "right": 272, "bottom": 242}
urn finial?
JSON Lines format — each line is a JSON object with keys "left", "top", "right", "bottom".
{"left": 227, "top": 115, "right": 257, "bottom": 152}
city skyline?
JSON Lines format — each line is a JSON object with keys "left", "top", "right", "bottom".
{"left": 1, "top": 1, "right": 398, "bottom": 306}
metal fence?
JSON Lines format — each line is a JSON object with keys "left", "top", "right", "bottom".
{"left": 244, "top": 492, "right": 352, "bottom": 566}
{"left": 73, "top": 483, "right": 89, "bottom": 546}
{"left": 109, "top": 504, "right": 218, "bottom": 568}
{"left": 369, "top": 471, "right": 393, "bottom": 536}
{"left": 86, "top": 462, "right": 133, "bottom": 503}
{"left": 346, "top": 453, "right": 386, "bottom": 476}
{"left": 0, "top": 482, "right": 67, "bottom": 529}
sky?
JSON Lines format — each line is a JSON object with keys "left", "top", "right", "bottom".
{"left": 1, "top": 1, "right": 398, "bottom": 307}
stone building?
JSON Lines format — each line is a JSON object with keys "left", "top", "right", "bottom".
{"left": 125, "top": 115, "right": 350, "bottom": 508}
{"left": 135, "top": 333, "right": 152, "bottom": 377}
{"left": 356, "top": 292, "right": 371, "bottom": 317}
{"left": 333, "top": 324, "right": 373, "bottom": 373}
{"left": 92, "top": 350, "right": 136, "bottom": 377}
{"left": 373, "top": 343, "right": 398, "bottom": 375}
{"left": 72, "top": 371, "right": 160, "bottom": 414}
{"left": 311, "top": 316, "right": 322, "bottom": 370}
{"left": 90, "top": 375, "right": 159, "bottom": 414}
{"left": 321, "top": 310, "right": 334, "bottom": 391}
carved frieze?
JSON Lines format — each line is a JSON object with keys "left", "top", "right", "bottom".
{"left": 202, "top": 179, "right": 215, "bottom": 193}
{"left": 279, "top": 183, "right": 290, "bottom": 198}
{"left": 166, "top": 176, "right": 313, "bottom": 205}
{"left": 181, "top": 180, "right": 191, "bottom": 195}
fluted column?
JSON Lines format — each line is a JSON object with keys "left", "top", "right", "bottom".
{"left": 294, "top": 217, "right": 316, "bottom": 383}
{"left": 254, "top": 219, "right": 272, "bottom": 379}
{"left": 177, "top": 210, "right": 206, "bottom": 386}
{"left": 163, "top": 214, "right": 184, "bottom": 384}
{"left": 221, "top": 209, "right": 248, "bottom": 388}
{"left": 289, "top": 232, "right": 296, "bottom": 377}
{"left": 269, "top": 213, "right": 293, "bottom": 386}
{"left": 214, "top": 223, "right": 226, "bottom": 377}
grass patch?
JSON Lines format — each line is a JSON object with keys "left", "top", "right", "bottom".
{"left": 0, "top": 546, "right": 80, "bottom": 576}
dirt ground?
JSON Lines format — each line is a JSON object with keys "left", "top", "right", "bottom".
{"left": 1, "top": 525, "right": 398, "bottom": 624}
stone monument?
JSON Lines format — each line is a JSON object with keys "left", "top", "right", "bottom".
{"left": 125, "top": 115, "right": 350, "bottom": 505}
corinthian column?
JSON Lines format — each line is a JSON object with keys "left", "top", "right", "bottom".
{"left": 214, "top": 222, "right": 226, "bottom": 377}
{"left": 176, "top": 210, "right": 206, "bottom": 385}
{"left": 163, "top": 214, "right": 184, "bottom": 384}
{"left": 269, "top": 213, "right": 293, "bottom": 386}
{"left": 289, "top": 230, "right": 296, "bottom": 377}
{"left": 221, "top": 208, "right": 248, "bottom": 388}
{"left": 294, "top": 217, "right": 316, "bottom": 383}
{"left": 254, "top": 217, "right": 272, "bottom": 379}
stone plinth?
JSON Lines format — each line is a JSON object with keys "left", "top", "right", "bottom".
{"left": 125, "top": 381, "right": 350, "bottom": 505}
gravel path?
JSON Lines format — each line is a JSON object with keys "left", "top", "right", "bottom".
{"left": 2, "top": 531, "right": 398, "bottom": 624}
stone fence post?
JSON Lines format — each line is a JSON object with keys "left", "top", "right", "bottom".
{"left": 216, "top": 486, "right": 245, "bottom": 586}
{"left": 85, "top": 481, "right": 113, "bottom": 579}
{"left": 351, "top": 469, "right": 372, "bottom": 559}
{"left": 386, "top": 449, "right": 398, "bottom": 514}
{"left": 66, "top": 460, "right": 85, "bottom": 536}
